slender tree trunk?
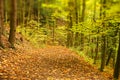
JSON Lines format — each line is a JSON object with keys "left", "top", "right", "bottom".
{"left": 8, "top": 0, "right": 17, "bottom": 48}
{"left": 100, "top": 0, "right": 107, "bottom": 72}
{"left": 80, "top": 0, "right": 86, "bottom": 50}
{"left": 91, "top": 0, "right": 97, "bottom": 58}
{"left": 52, "top": 20, "right": 55, "bottom": 45}
{"left": 22, "top": 0, "right": 26, "bottom": 35}
{"left": 5, "top": 0, "right": 8, "bottom": 24}
{"left": 37, "top": 0, "right": 40, "bottom": 28}
{"left": 106, "top": 49, "right": 112, "bottom": 66}
{"left": 17, "top": 0, "right": 21, "bottom": 25}
{"left": 100, "top": 35, "right": 106, "bottom": 71}
{"left": 67, "top": 12, "right": 73, "bottom": 47}
{"left": 66, "top": 1, "right": 74, "bottom": 47}
{"left": 1, "top": 0, "right": 4, "bottom": 34}
{"left": 22, "top": 0, "right": 25, "bottom": 26}
{"left": 27, "top": 1, "right": 30, "bottom": 21}
{"left": 74, "top": 0, "right": 80, "bottom": 47}
{"left": 91, "top": 38, "right": 94, "bottom": 58}
{"left": 94, "top": 37, "right": 99, "bottom": 64}
{"left": 113, "top": 36, "right": 118, "bottom": 67}
{"left": 81, "top": 0, "right": 86, "bottom": 21}
{"left": 114, "top": 31, "right": 120, "bottom": 79}
{"left": 93, "top": 0, "right": 98, "bottom": 64}
{"left": 27, "top": 0, "right": 32, "bottom": 24}
{"left": 0, "top": 0, "right": 4, "bottom": 48}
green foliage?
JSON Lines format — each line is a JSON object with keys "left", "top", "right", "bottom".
{"left": 17, "top": 20, "right": 47, "bottom": 47}
{"left": 70, "top": 47, "right": 94, "bottom": 64}
{"left": 55, "top": 26, "right": 67, "bottom": 45}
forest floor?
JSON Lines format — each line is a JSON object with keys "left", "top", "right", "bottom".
{"left": 0, "top": 46, "right": 113, "bottom": 80}
{"left": 0, "top": 35, "right": 113, "bottom": 80}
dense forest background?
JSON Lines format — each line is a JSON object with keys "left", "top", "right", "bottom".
{"left": 0, "top": 0, "right": 120, "bottom": 79}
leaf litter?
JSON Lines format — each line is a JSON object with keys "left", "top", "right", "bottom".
{"left": 0, "top": 46, "right": 113, "bottom": 80}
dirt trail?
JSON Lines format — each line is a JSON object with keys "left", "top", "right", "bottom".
{"left": 0, "top": 46, "right": 112, "bottom": 80}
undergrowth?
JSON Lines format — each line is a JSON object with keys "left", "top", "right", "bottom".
{"left": 70, "top": 47, "right": 114, "bottom": 76}
{"left": 70, "top": 47, "right": 94, "bottom": 65}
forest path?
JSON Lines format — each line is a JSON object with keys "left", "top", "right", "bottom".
{"left": 0, "top": 46, "right": 112, "bottom": 80}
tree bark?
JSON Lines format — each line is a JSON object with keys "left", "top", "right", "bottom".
{"left": 0, "top": 0, "right": 4, "bottom": 48}
{"left": 67, "top": 12, "right": 73, "bottom": 47}
{"left": 74, "top": 0, "right": 80, "bottom": 47}
{"left": 106, "top": 49, "right": 112, "bottom": 66}
{"left": 66, "top": 1, "right": 74, "bottom": 47}
{"left": 80, "top": 0, "right": 86, "bottom": 50}
{"left": 94, "top": 37, "right": 99, "bottom": 64}
{"left": 113, "top": 31, "right": 120, "bottom": 79}
{"left": 8, "top": 0, "right": 17, "bottom": 48}
{"left": 93, "top": 0, "right": 99, "bottom": 64}
{"left": 100, "top": 0, "right": 107, "bottom": 72}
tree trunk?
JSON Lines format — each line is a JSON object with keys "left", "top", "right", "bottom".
{"left": 5, "top": 0, "right": 8, "bottom": 23}
{"left": 100, "top": 0, "right": 107, "bottom": 72}
{"left": 67, "top": 13, "right": 73, "bottom": 47}
{"left": 114, "top": 31, "right": 120, "bottom": 79}
{"left": 100, "top": 36, "right": 106, "bottom": 71}
{"left": 92, "top": 0, "right": 97, "bottom": 61}
{"left": 93, "top": 0, "right": 99, "bottom": 64}
{"left": 94, "top": 37, "right": 99, "bottom": 64}
{"left": 0, "top": 0, "right": 4, "bottom": 48}
{"left": 37, "top": 0, "right": 40, "bottom": 28}
{"left": 22, "top": 0, "right": 25, "bottom": 26}
{"left": 8, "top": 0, "right": 17, "bottom": 49}
{"left": 106, "top": 49, "right": 112, "bottom": 66}
{"left": 66, "top": 1, "right": 74, "bottom": 47}
{"left": 80, "top": 0, "right": 86, "bottom": 50}
{"left": 52, "top": 20, "right": 55, "bottom": 45}
{"left": 74, "top": 0, "right": 80, "bottom": 47}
